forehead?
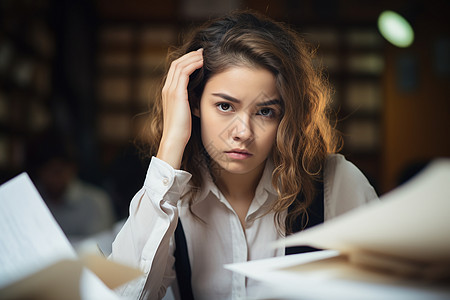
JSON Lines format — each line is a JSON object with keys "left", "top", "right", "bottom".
{"left": 202, "top": 66, "right": 280, "bottom": 104}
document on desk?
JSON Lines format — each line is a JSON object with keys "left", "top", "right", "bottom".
{"left": 0, "top": 173, "right": 141, "bottom": 300}
{"left": 226, "top": 159, "right": 450, "bottom": 300}
{"left": 279, "top": 158, "right": 450, "bottom": 266}
{"left": 0, "top": 173, "right": 76, "bottom": 287}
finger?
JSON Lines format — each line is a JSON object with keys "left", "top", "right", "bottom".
{"left": 164, "top": 49, "right": 203, "bottom": 92}
{"left": 170, "top": 50, "right": 203, "bottom": 85}
{"left": 170, "top": 52, "right": 203, "bottom": 94}
{"left": 173, "top": 58, "right": 203, "bottom": 95}
{"left": 163, "top": 57, "right": 202, "bottom": 107}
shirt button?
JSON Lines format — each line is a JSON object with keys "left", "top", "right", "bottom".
{"left": 162, "top": 178, "right": 169, "bottom": 186}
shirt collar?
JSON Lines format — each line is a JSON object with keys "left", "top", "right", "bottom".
{"left": 193, "top": 160, "right": 220, "bottom": 205}
{"left": 191, "top": 158, "right": 278, "bottom": 208}
{"left": 253, "top": 158, "right": 278, "bottom": 205}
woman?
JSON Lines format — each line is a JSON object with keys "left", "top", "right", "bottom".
{"left": 110, "top": 10, "right": 378, "bottom": 300}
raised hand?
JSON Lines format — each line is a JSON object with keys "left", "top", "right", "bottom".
{"left": 157, "top": 49, "right": 204, "bottom": 169}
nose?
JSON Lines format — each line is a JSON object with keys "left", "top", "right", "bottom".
{"left": 230, "top": 114, "right": 253, "bottom": 142}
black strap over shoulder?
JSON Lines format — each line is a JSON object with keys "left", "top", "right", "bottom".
{"left": 174, "top": 174, "right": 324, "bottom": 299}
{"left": 174, "top": 220, "right": 195, "bottom": 300}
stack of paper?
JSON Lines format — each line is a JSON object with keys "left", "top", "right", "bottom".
{"left": 226, "top": 159, "right": 450, "bottom": 300}
{"left": 0, "top": 173, "right": 142, "bottom": 300}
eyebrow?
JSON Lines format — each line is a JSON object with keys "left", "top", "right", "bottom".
{"left": 211, "top": 93, "right": 281, "bottom": 107}
{"left": 212, "top": 93, "right": 240, "bottom": 103}
{"left": 256, "top": 99, "right": 282, "bottom": 107}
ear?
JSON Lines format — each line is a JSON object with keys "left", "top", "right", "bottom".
{"left": 192, "top": 107, "right": 200, "bottom": 118}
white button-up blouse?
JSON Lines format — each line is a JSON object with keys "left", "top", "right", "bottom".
{"left": 110, "top": 154, "right": 378, "bottom": 300}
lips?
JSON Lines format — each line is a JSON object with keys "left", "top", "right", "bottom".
{"left": 224, "top": 149, "right": 253, "bottom": 159}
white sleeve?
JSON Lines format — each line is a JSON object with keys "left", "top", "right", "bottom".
{"left": 324, "top": 154, "right": 378, "bottom": 221}
{"left": 110, "top": 156, "right": 192, "bottom": 300}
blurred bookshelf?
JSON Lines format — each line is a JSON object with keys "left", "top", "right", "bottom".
{"left": 301, "top": 25, "right": 384, "bottom": 191}
{"left": 0, "top": 0, "right": 387, "bottom": 193}
{"left": 0, "top": 0, "right": 54, "bottom": 182}
{"left": 96, "top": 22, "right": 178, "bottom": 166}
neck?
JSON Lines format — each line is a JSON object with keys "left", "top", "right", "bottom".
{"left": 212, "top": 161, "right": 266, "bottom": 201}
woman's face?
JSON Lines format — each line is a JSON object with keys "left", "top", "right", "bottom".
{"left": 196, "top": 66, "right": 282, "bottom": 177}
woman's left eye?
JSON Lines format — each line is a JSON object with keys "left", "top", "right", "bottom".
{"left": 257, "top": 108, "right": 274, "bottom": 117}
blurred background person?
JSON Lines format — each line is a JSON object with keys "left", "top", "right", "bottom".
{"left": 26, "top": 129, "right": 117, "bottom": 244}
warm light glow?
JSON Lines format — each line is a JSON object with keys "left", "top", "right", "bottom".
{"left": 378, "top": 10, "right": 414, "bottom": 48}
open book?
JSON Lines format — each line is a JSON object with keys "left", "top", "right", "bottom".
{"left": 226, "top": 159, "right": 450, "bottom": 300}
{"left": 0, "top": 173, "right": 142, "bottom": 300}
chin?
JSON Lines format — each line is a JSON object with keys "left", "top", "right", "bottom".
{"left": 216, "top": 160, "right": 261, "bottom": 176}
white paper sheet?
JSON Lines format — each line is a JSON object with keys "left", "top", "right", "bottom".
{"left": 80, "top": 268, "right": 124, "bottom": 300}
{"left": 276, "top": 159, "right": 450, "bottom": 264}
{"left": 226, "top": 251, "right": 450, "bottom": 300}
{"left": 0, "top": 173, "right": 136, "bottom": 300}
{"left": 0, "top": 173, "right": 76, "bottom": 288}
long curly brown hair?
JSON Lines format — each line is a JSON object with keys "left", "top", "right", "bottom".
{"left": 140, "top": 10, "right": 341, "bottom": 234}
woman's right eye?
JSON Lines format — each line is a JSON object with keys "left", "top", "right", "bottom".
{"left": 217, "top": 103, "right": 233, "bottom": 112}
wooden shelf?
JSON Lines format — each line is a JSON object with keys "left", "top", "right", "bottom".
{"left": 0, "top": 0, "right": 54, "bottom": 182}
